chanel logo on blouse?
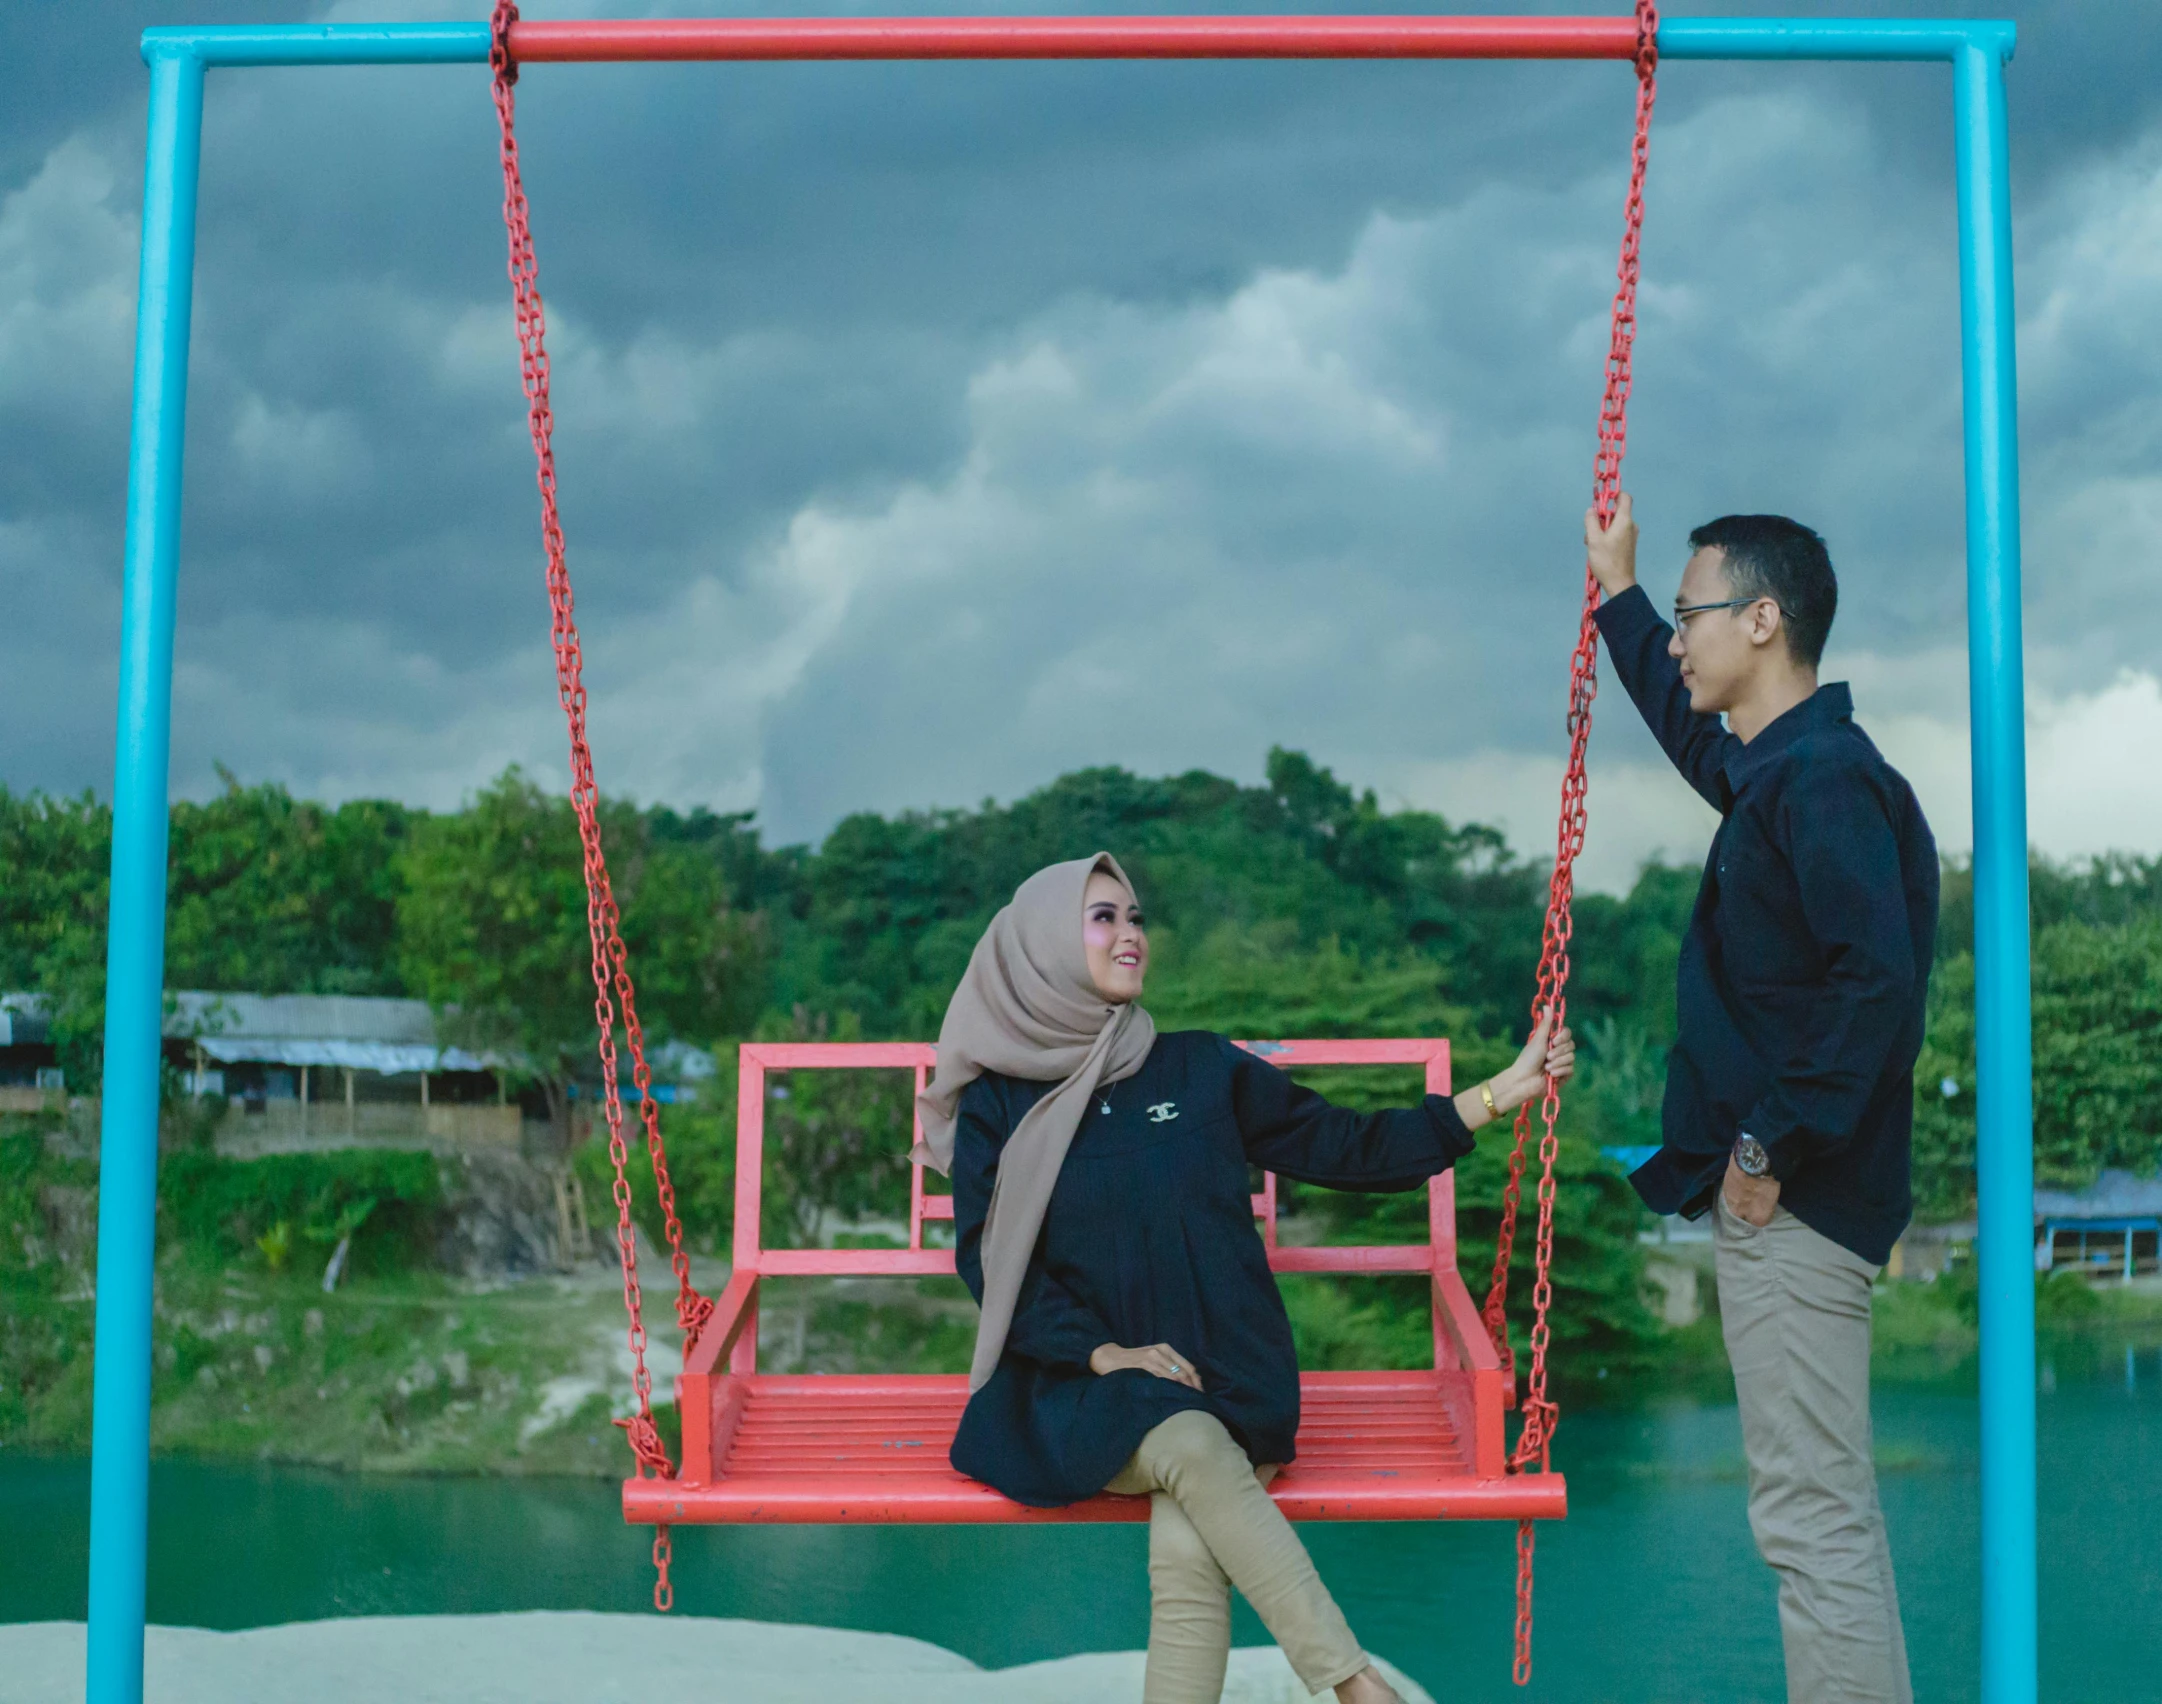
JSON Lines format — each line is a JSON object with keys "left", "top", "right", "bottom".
{"left": 1146, "top": 1102, "right": 1180, "bottom": 1123}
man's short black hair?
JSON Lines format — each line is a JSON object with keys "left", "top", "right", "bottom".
{"left": 1686, "top": 514, "right": 1838, "bottom": 669}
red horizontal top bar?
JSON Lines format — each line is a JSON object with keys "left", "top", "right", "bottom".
{"left": 509, "top": 15, "right": 1642, "bottom": 63}
{"left": 742, "top": 1041, "right": 936, "bottom": 1068}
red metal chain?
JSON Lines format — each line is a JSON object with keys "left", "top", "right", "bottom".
{"left": 487, "top": 0, "right": 1653, "bottom": 1640}
{"left": 489, "top": 3, "right": 710, "bottom": 1610}
{"left": 1479, "top": 1, "right": 1658, "bottom": 1685}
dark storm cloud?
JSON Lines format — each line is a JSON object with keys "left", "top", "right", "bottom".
{"left": 747, "top": 80, "right": 1979, "bottom": 828}
{"left": 6, "top": 1, "right": 2162, "bottom": 876}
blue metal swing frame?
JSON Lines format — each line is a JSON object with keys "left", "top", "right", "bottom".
{"left": 89, "top": 15, "right": 2034, "bottom": 1703}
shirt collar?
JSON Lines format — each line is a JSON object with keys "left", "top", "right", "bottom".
{"left": 1723, "top": 682, "right": 1852, "bottom": 791}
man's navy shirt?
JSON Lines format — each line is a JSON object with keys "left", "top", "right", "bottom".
{"left": 1594, "top": 586, "right": 1938, "bottom": 1265}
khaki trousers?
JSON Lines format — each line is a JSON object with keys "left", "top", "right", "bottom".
{"left": 1106, "top": 1410, "right": 1368, "bottom": 1703}
{"left": 1716, "top": 1196, "right": 1913, "bottom": 1704}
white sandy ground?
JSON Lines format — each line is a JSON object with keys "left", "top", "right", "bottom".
{"left": 2, "top": 1612, "right": 1437, "bottom": 1703}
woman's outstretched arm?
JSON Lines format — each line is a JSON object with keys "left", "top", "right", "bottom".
{"left": 1230, "top": 1021, "right": 1575, "bottom": 1190}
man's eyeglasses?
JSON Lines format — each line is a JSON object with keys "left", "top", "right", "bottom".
{"left": 1673, "top": 596, "right": 1775, "bottom": 632}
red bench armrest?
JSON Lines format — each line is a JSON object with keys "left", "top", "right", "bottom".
{"left": 686, "top": 1271, "right": 759, "bottom": 1378}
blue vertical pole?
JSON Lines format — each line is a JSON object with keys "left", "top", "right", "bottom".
{"left": 85, "top": 42, "right": 205, "bottom": 1704}
{"left": 1952, "top": 31, "right": 2035, "bottom": 1704}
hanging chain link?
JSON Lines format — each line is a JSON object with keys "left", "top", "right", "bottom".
{"left": 489, "top": 1, "right": 713, "bottom": 1609}
{"left": 652, "top": 1524, "right": 675, "bottom": 1613}
{"left": 1478, "top": 1, "right": 1659, "bottom": 1685}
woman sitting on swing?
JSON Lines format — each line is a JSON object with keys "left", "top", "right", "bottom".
{"left": 915, "top": 853, "right": 1574, "bottom": 1704}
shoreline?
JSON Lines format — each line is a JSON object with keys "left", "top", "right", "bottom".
{"left": 7, "top": 1257, "right": 2158, "bottom": 1482}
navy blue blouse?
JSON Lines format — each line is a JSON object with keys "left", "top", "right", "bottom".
{"left": 949, "top": 1029, "right": 1474, "bottom": 1508}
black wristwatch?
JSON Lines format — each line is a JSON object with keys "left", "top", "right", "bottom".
{"left": 1733, "top": 1134, "right": 1771, "bottom": 1178}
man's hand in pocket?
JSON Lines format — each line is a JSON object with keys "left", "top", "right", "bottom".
{"left": 1723, "top": 1155, "right": 1781, "bottom": 1227}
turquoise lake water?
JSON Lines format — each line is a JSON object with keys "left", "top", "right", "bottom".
{"left": 5, "top": 1334, "right": 2158, "bottom": 1702}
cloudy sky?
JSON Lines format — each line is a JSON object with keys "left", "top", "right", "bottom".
{"left": 6, "top": 0, "right": 2162, "bottom": 889}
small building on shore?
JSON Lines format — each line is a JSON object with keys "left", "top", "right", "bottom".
{"left": 0, "top": 994, "right": 65, "bottom": 1111}
{"left": 163, "top": 991, "right": 528, "bottom": 1154}
{"left": 4, "top": 989, "right": 710, "bottom": 1160}
{"left": 2034, "top": 1170, "right": 2162, "bottom": 1281}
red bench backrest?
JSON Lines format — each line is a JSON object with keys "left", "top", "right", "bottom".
{"left": 731, "top": 1038, "right": 1454, "bottom": 1279}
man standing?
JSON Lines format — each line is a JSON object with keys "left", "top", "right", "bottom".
{"left": 1585, "top": 496, "right": 1937, "bottom": 1704}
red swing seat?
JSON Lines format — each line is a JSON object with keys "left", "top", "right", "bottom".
{"left": 621, "top": 1037, "right": 1565, "bottom": 1529}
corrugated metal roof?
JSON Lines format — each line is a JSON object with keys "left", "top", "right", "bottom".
{"left": 2035, "top": 1169, "right": 2162, "bottom": 1221}
{"left": 165, "top": 991, "right": 513, "bottom": 1072}
{"left": 191, "top": 1037, "right": 499, "bottom": 1073}
{"left": 7, "top": 988, "right": 710, "bottom": 1080}
{"left": 167, "top": 991, "right": 439, "bottom": 1045}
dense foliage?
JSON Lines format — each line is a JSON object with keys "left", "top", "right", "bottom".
{"left": 1, "top": 772, "right": 761, "bottom": 1110}
{"left": 1914, "top": 914, "right": 2162, "bottom": 1216}
{"left": 394, "top": 768, "right": 765, "bottom": 1115}
{"left": 7, "top": 762, "right": 2160, "bottom": 1459}
{"left": 156, "top": 1148, "right": 445, "bottom": 1277}
{"left": 765, "top": 751, "right": 1554, "bottom": 1040}
{"left": 6, "top": 756, "right": 2161, "bottom": 1253}
{"left": 0, "top": 778, "right": 416, "bottom": 1086}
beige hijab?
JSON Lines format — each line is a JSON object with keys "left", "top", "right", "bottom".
{"left": 914, "top": 852, "right": 1157, "bottom": 1390}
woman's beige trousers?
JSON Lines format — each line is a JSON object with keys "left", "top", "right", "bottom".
{"left": 1106, "top": 1410, "right": 1368, "bottom": 1703}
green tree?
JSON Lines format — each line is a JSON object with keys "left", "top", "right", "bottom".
{"left": 1573, "top": 1014, "right": 1666, "bottom": 1152}
{"left": 165, "top": 772, "right": 414, "bottom": 996}
{"left": 763, "top": 749, "right": 1551, "bottom": 1040}
{"left": 0, "top": 790, "right": 109, "bottom": 990}
{"left": 0, "top": 790, "right": 112, "bottom": 1087}
{"left": 0, "top": 779, "right": 418, "bottom": 1085}
{"left": 395, "top": 768, "right": 764, "bottom": 1134}
{"left": 1917, "top": 917, "right": 2162, "bottom": 1214}
{"left": 1936, "top": 851, "right": 2162, "bottom": 958}
{"left": 1144, "top": 925, "right": 1474, "bottom": 1042}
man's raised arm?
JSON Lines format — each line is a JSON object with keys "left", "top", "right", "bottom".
{"left": 1586, "top": 495, "right": 1738, "bottom": 808}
